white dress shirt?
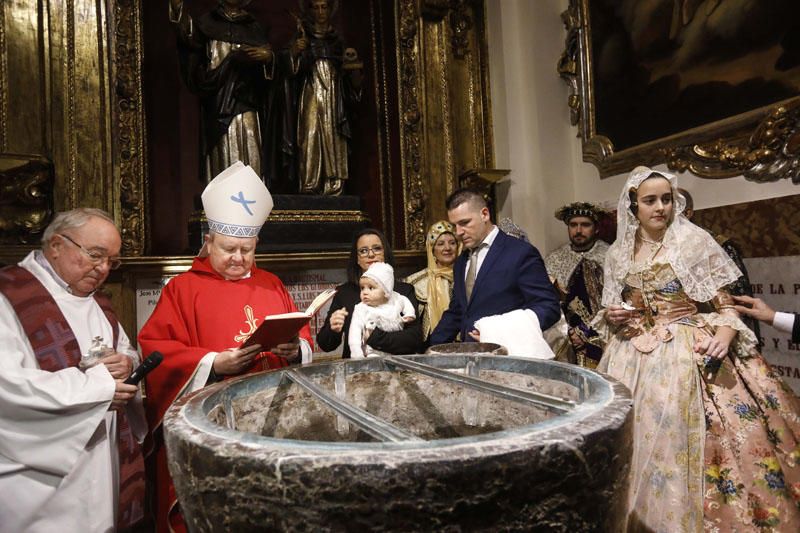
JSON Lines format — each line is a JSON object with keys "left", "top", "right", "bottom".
{"left": 773, "top": 312, "right": 797, "bottom": 334}
{"left": 464, "top": 225, "right": 499, "bottom": 282}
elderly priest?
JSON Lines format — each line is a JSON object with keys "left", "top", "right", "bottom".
{"left": 0, "top": 208, "right": 146, "bottom": 531}
{"left": 139, "top": 161, "right": 312, "bottom": 531}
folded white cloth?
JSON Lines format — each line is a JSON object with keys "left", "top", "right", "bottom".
{"left": 474, "top": 309, "right": 555, "bottom": 360}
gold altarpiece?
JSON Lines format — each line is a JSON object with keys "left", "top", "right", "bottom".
{"left": 0, "top": 0, "right": 495, "bottom": 338}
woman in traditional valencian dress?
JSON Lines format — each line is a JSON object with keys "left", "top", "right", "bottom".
{"left": 405, "top": 221, "right": 461, "bottom": 341}
{"left": 597, "top": 166, "right": 800, "bottom": 532}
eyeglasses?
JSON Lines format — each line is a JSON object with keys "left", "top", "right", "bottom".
{"left": 356, "top": 245, "right": 384, "bottom": 257}
{"left": 58, "top": 233, "right": 122, "bottom": 270}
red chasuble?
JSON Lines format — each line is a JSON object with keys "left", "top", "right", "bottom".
{"left": 138, "top": 257, "right": 311, "bottom": 532}
{"left": 139, "top": 257, "right": 312, "bottom": 429}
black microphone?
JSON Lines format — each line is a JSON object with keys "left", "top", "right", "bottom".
{"left": 124, "top": 352, "right": 164, "bottom": 385}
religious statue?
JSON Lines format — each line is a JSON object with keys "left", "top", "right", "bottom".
{"left": 285, "top": 0, "right": 363, "bottom": 196}
{"left": 169, "top": 0, "right": 279, "bottom": 185}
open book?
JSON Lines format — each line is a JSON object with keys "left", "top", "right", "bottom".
{"left": 240, "top": 287, "right": 337, "bottom": 350}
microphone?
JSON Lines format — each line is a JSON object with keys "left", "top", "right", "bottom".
{"left": 124, "top": 352, "right": 164, "bottom": 385}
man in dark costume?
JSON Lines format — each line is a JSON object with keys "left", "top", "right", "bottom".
{"left": 545, "top": 203, "right": 609, "bottom": 368}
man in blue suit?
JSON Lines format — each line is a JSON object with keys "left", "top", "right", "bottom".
{"left": 430, "top": 188, "right": 561, "bottom": 345}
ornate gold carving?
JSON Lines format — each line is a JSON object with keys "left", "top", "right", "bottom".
{"left": 0, "top": 155, "right": 53, "bottom": 244}
{"left": 557, "top": 1, "right": 582, "bottom": 129}
{"left": 665, "top": 100, "right": 800, "bottom": 183}
{"left": 397, "top": 0, "right": 493, "bottom": 246}
{"left": 3, "top": 0, "right": 113, "bottom": 221}
{"left": 398, "top": 0, "right": 426, "bottom": 250}
{"left": 66, "top": 0, "right": 77, "bottom": 206}
{"left": 557, "top": 0, "right": 621, "bottom": 176}
{"left": 473, "top": 1, "right": 494, "bottom": 170}
{"left": 449, "top": 0, "right": 472, "bottom": 59}
{"left": 558, "top": 0, "right": 798, "bottom": 181}
{"left": 113, "top": 0, "right": 147, "bottom": 256}
{"left": 369, "top": 0, "right": 391, "bottom": 235}
{"left": 268, "top": 210, "right": 371, "bottom": 223}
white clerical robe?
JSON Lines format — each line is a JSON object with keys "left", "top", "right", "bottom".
{"left": 0, "top": 252, "right": 146, "bottom": 532}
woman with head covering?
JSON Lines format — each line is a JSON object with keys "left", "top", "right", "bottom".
{"left": 597, "top": 166, "right": 800, "bottom": 531}
{"left": 405, "top": 221, "right": 461, "bottom": 340}
{"left": 316, "top": 228, "right": 423, "bottom": 358}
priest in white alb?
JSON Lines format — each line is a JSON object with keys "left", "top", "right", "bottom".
{"left": 0, "top": 208, "right": 147, "bottom": 532}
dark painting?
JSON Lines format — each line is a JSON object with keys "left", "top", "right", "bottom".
{"left": 589, "top": 0, "right": 800, "bottom": 152}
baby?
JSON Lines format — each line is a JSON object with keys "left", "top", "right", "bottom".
{"left": 348, "top": 262, "right": 416, "bottom": 358}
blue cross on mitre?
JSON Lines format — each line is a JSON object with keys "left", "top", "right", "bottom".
{"left": 231, "top": 190, "right": 256, "bottom": 216}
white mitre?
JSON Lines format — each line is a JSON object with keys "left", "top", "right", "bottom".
{"left": 202, "top": 161, "right": 273, "bottom": 237}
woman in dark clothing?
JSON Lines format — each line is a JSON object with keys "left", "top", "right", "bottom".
{"left": 317, "top": 229, "right": 424, "bottom": 358}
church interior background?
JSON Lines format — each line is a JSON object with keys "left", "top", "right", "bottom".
{"left": 1, "top": 0, "right": 799, "bottom": 375}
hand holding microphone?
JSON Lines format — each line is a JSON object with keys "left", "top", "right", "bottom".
{"left": 124, "top": 351, "right": 164, "bottom": 385}
{"left": 104, "top": 351, "right": 163, "bottom": 411}
{"left": 110, "top": 381, "right": 139, "bottom": 412}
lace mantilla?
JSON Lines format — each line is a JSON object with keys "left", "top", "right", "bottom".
{"left": 602, "top": 166, "right": 742, "bottom": 307}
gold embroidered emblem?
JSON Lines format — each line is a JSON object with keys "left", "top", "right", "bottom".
{"left": 234, "top": 305, "right": 260, "bottom": 343}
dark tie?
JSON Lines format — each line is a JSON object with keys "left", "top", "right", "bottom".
{"left": 465, "top": 243, "right": 486, "bottom": 301}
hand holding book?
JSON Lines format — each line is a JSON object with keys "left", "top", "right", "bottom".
{"left": 240, "top": 287, "right": 337, "bottom": 350}
{"left": 214, "top": 343, "right": 263, "bottom": 375}
{"left": 269, "top": 336, "right": 302, "bottom": 362}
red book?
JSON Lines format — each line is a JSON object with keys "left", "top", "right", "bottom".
{"left": 240, "top": 287, "right": 336, "bottom": 349}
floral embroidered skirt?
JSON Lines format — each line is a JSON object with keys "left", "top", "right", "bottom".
{"left": 599, "top": 317, "right": 800, "bottom": 532}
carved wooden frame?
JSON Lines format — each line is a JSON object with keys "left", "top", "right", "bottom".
{"left": 0, "top": 0, "right": 148, "bottom": 257}
{"left": 397, "top": 0, "right": 494, "bottom": 249}
{"left": 112, "top": 0, "right": 148, "bottom": 255}
{"left": 397, "top": 0, "right": 426, "bottom": 249}
{"left": 558, "top": 0, "right": 800, "bottom": 182}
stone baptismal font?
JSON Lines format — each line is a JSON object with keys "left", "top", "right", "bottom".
{"left": 164, "top": 355, "right": 633, "bottom": 531}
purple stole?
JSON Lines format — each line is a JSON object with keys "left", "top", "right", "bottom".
{"left": 0, "top": 265, "right": 145, "bottom": 529}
